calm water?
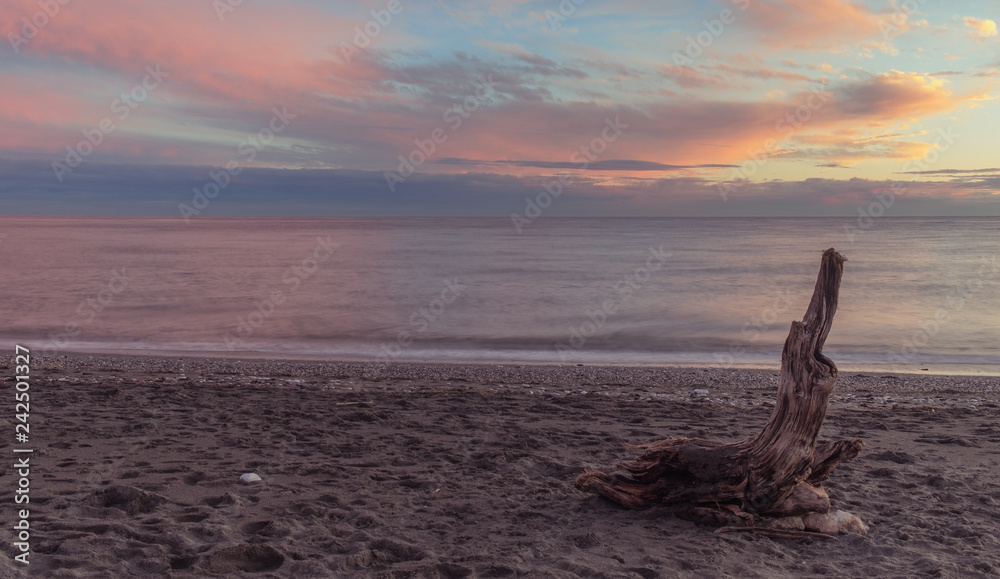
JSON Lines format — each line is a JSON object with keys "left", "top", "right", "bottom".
{"left": 1, "top": 216, "right": 998, "bottom": 373}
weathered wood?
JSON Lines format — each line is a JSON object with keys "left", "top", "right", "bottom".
{"left": 576, "top": 248, "right": 866, "bottom": 534}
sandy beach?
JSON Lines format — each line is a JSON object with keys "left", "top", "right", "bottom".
{"left": 3, "top": 353, "right": 1000, "bottom": 578}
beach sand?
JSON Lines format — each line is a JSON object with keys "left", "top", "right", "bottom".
{"left": 3, "top": 354, "right": 1000, "bottom": 577}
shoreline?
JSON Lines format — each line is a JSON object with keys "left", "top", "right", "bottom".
{"left": 25, "top": 345, "right": 1000, "bottom": 376}
{"left": 32, "top": 351, "right": 1000, "bottom": 412}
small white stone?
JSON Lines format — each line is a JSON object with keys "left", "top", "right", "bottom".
{"left": 693, "top": 389, "right": 709, "bottom": 397}
{"left": 239, "top": 473, "right": 262, "bottom": 484}
{"left": 803, "top": 510, "right": 868, "bottom": 535}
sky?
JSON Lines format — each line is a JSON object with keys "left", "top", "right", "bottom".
{"left": 1, "top": 0, "right": 998, "bottom": 217}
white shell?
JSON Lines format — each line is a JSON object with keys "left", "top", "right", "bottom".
{"left": 239, "top": 473, "right": 262, "bottom": 483}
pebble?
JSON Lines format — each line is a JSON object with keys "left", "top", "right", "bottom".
{"left": 240, "top": 473, "right": 262, "bottom": 484}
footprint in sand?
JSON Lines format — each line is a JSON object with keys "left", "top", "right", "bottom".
{"left": 207, "top": 544, "right": 285, "bottom": 573}
{"left": 89, "top": 484, "right": 166, "bottom": 515}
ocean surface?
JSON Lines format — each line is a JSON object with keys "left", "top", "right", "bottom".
{"left": 1, "top": 216, "right": 998, "bottom": 374}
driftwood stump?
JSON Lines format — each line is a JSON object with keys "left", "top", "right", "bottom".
{"left": 576, "top": 248, "right": 867, "bottom": 536}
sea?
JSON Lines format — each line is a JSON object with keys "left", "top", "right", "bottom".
{"left": 1, "top": 216, "right": 998, "bottom": 375}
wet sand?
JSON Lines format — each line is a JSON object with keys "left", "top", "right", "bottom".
{"left": 3, "top": 354, "right": 1000, "bottom": 577}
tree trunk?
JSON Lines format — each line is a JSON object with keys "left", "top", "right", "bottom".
{"left": 576, "top": 248, "right": 867, "bottom": 535}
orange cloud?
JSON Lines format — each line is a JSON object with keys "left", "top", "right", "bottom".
{"left": 963, "top": 17, "right": 998, "bottom": 39}
{"left": 748, "top": 72, "right": 976, "bottom": 166}
{"left": 742, "top": 0, "right": 892, "bottom": 50}
{"left": 778, "top": 137, "right": 938, "bottom": 166}
{"left": 830, "top": 71, "right": 956, "bottom": 120}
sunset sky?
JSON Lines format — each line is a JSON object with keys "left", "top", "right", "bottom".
{"left": 1, "top": 0, "right": 998, "bottom": 217}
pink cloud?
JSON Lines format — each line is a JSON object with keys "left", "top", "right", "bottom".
{"left": 0, "top": 0, "right": 398, "bottom": 107}
{"left": 741, "top": 0, "right": 892, "bottom": 50}
{"left": 0, "top": 1, "right": 984, "bottom": 176}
